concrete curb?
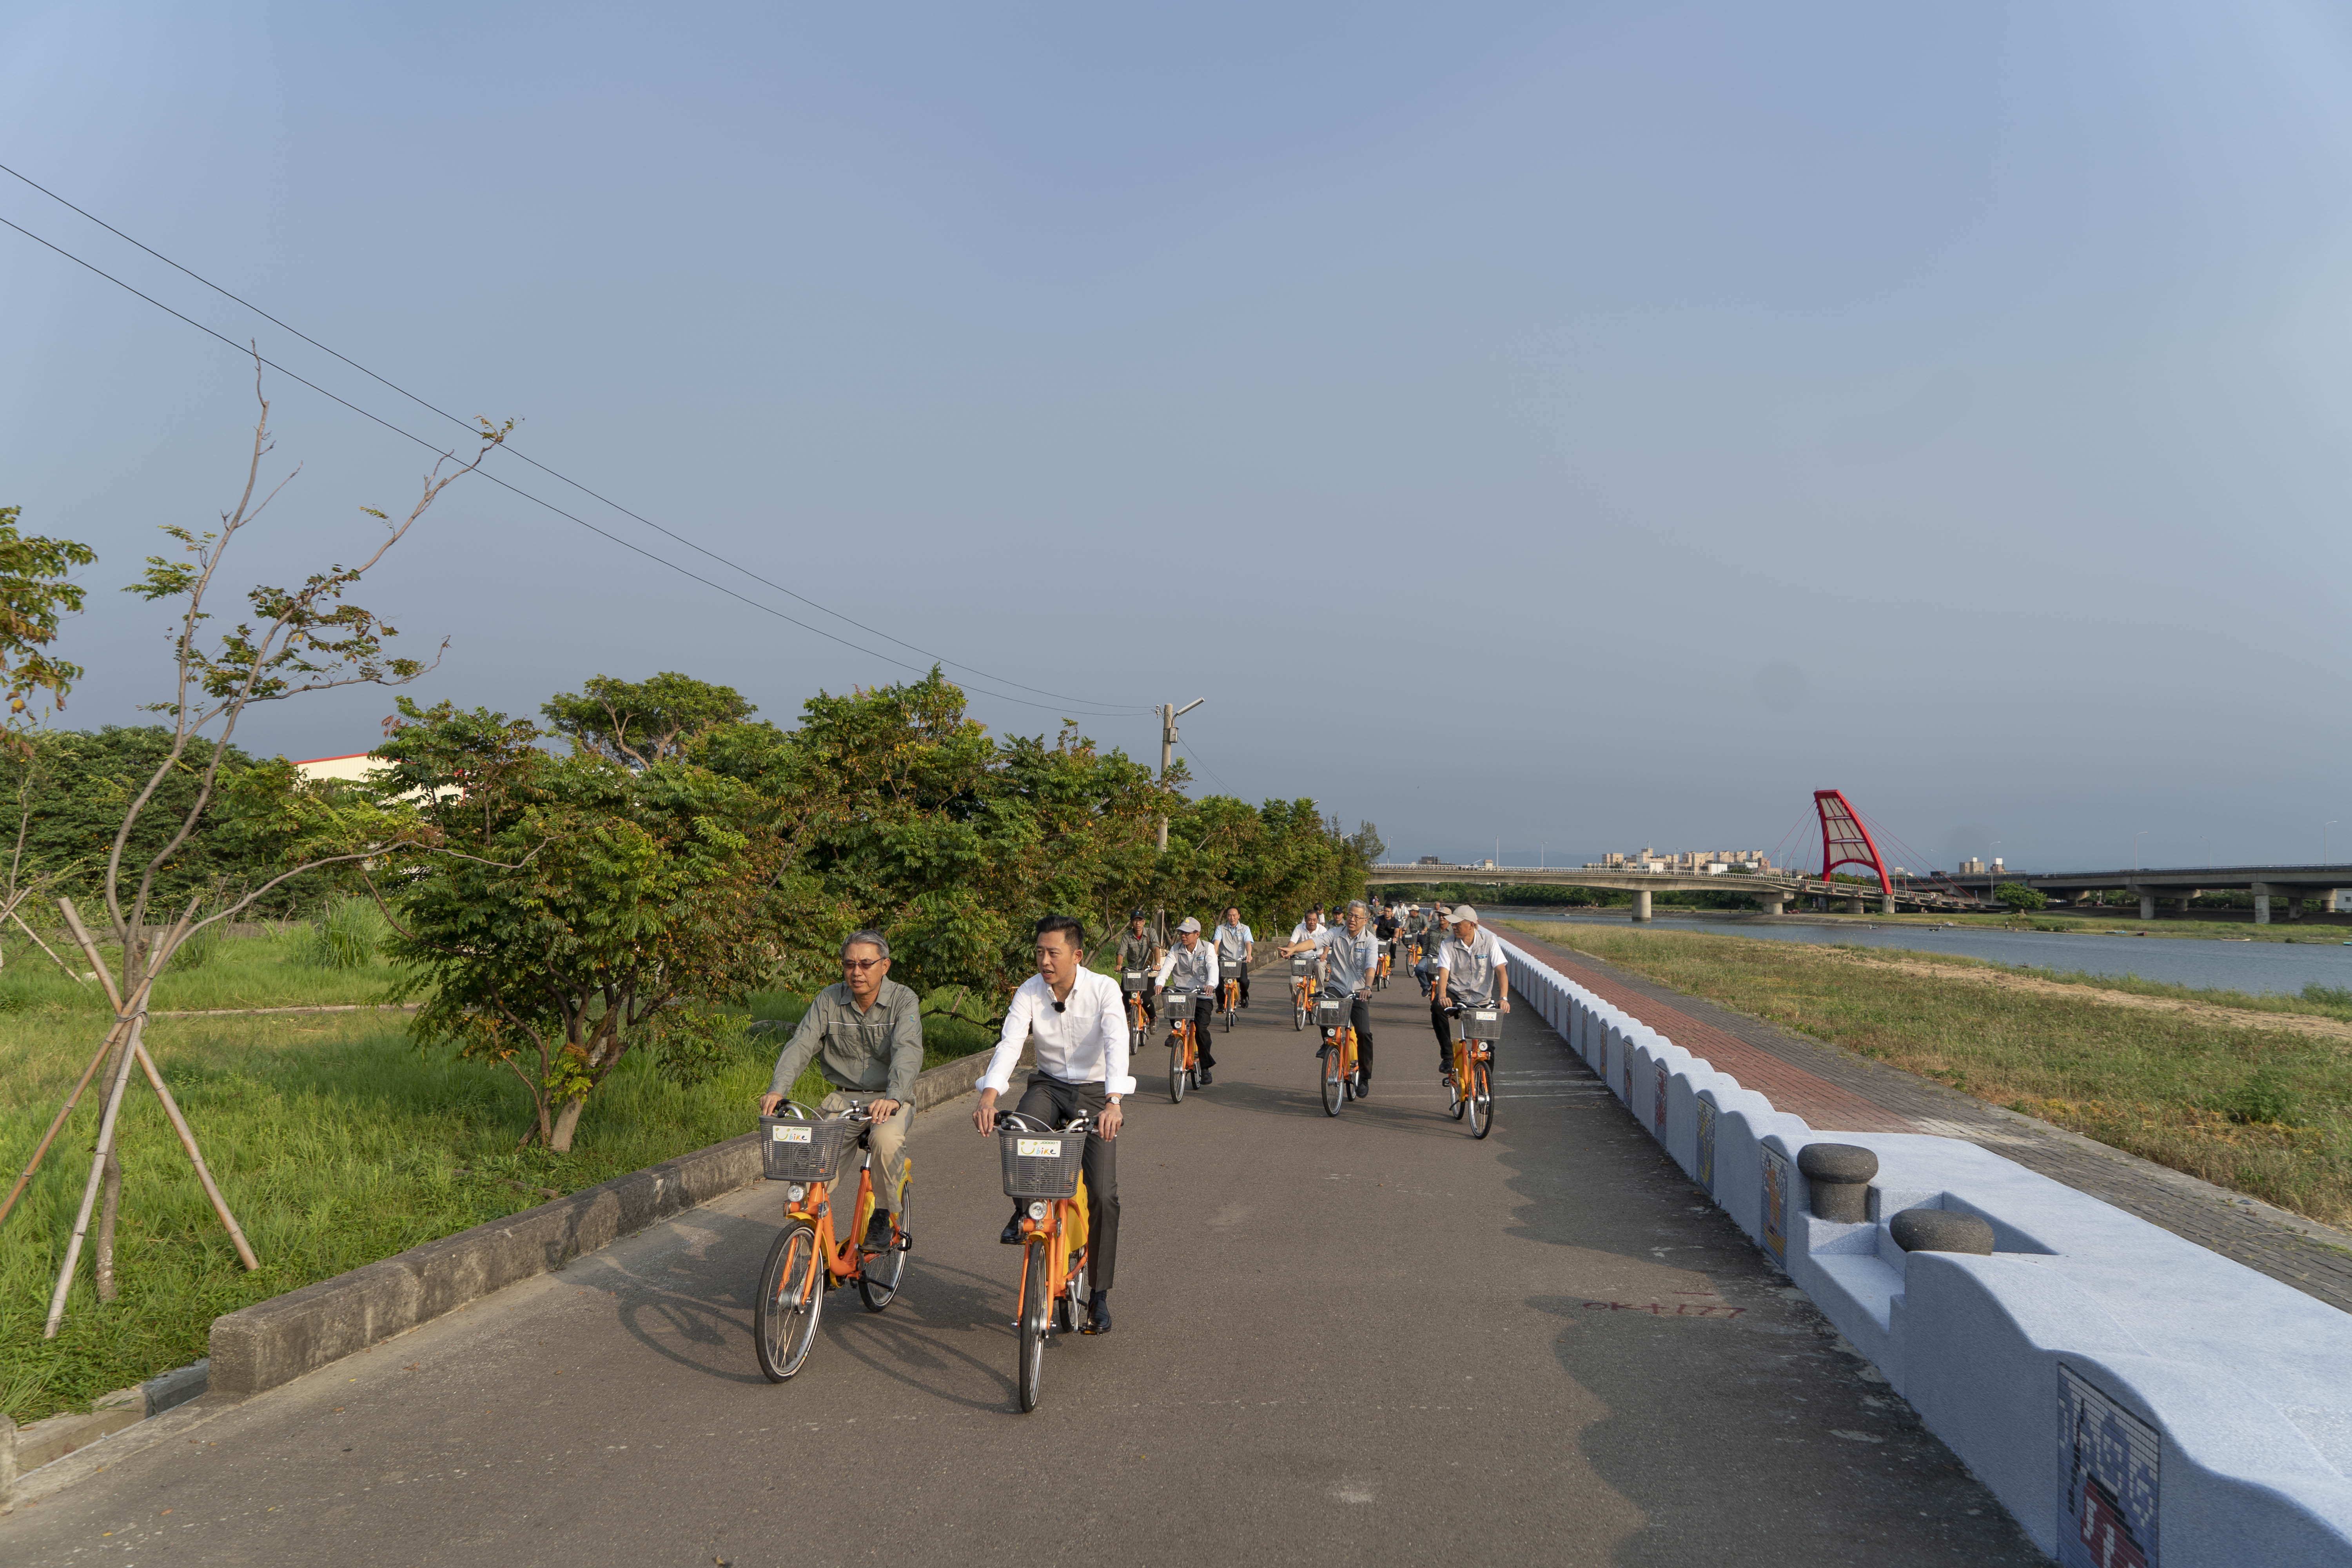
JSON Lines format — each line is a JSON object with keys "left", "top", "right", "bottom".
{"left": 206, "top": 1040, "right": 1004, "bottom": 1401}
{"left": 0, "top": 1360, "right": 210, "bottom": 1510}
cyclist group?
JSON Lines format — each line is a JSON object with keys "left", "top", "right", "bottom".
{"left": 751, "top": 897, "right": 1508, "bottom": 1394}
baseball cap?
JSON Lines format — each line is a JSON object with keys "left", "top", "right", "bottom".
{"left": 1176, "top": 916, "right": 1202, "bottom": 933}
{"left": 1129, "top": 907, "right": 1148, "bottom": 920}
{"left": 1450, "top": 905, "right": 1478, "bottom": 924}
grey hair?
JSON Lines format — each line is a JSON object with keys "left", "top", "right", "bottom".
{"left": 1345, "top": 899, "right": 1370, "bottom": 916}
{"left": 840, "top": 930, "right": 891, "bottom": 962}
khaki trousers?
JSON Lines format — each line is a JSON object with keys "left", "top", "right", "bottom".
{"left": 819, "top": 1091, "right": 909, "bottom": 1212}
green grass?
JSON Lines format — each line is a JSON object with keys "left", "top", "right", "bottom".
{"left": 1799, "top": 907, "right": 2352, "bottom": 944}
{"left": 0, "top": 925, "right": 411, "bottom": 1014}
{"left": 1506, "top": 921, "right": 2352, "bottom": 1229}
{"left": 0, "top": 952, "right": 1003, "bottom": 1426}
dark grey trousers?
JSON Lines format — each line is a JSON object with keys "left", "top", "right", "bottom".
{"left": 1013, "top": 1074, "right": 1121, "bottom": 1292}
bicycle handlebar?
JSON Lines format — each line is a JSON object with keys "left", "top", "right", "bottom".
{"left": 993, "top": 1109, "right": 1095, "bottom": 1136}
{"left": 771, "top": 1098, "right": 882, "bottom": 1124}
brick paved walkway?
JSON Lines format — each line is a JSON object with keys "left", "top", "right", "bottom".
{"left": 1499, "top": 922, "right": 2352, "bottom": 1316}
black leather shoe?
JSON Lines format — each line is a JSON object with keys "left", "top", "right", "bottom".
{"left": 1083, "top": 1295, "right": 1113, "bottom": 1335}
{"left": 866, "top": 1210, "right": 894, "bottom": 1249}
{"left": 1000, "top": 1212, "right": 1023, "bottom": 1245}
{"left": 1354, "top": 1076, "right": 1370, "bottom": 1099}
{"left": 1197, "top": 1067, "right": 1214, "bottom": 1087}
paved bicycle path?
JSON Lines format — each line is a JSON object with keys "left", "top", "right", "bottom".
{"left": 0, "top": 971, "right": 2037, "bottom": 1566}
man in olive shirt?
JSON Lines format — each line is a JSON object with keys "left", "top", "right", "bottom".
{"left": 759, "top": 930, "right": 924, "bottom": 1248}
{"left": 1116, "top": 908, "right": 1161, "bottom": 1025}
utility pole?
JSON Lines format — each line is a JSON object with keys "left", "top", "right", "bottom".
{"left": 1156, "top": 699, "right": 1203, "bottom": 946}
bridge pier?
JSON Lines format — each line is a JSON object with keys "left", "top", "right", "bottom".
{"left": 2289, "top": 896, "right": 2304, "bottom": 921}
{"left": 1759, "top": 895, "right": 1784, "bottom": 916}
{"left": 1848, "top": 895, "right": 1866, "bottom": 915}
{"left": 1881, "top": 892, "right": 1895, "bottom": 915}
{"left": 2139, "top": 891, "right": 2156, "bottom": 921}
{"left": 1631, "top": 888, "right": 1652, "bottom": 923}
{"left": 2253, "top": 881, "right": 2272, "bottom": 925}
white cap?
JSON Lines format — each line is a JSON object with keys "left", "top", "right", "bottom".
{"left": 1450, "top": 905, "right": 1478, "bottom": 924}
{"left": 1176, "top": 916, "right": 1202, "bottom": 933}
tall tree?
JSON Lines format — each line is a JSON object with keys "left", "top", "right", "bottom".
{"left": 541, "top": 672, "right": 755, "bottom": 768}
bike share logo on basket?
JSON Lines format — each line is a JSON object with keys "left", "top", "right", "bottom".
{"left": 773, "top": 1125, "right": 812, "bottom": 1143}
{"left": 1016, "top": 1138, "right": 1063, "bottom": 1159}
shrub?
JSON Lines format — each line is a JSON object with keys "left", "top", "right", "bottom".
{"left": 297, "top": 897, "right": 388, "bottom": 971}
{"left": 167, "top": 924, "right": 222, "bottom": 972}
{"left": 2223, "top": 1071, "right": 2299, "bottom": 1127}
{"left": 1995, "top": 883, "right": 2048, "bottom": 912}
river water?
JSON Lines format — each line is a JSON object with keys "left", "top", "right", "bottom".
{"left": 1479, "top": 907, "right": 2352, "bottom": 997}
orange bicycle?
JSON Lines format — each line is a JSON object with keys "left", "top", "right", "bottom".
{"left": 753, "top": 1100, "right": 914, "bottom": 1380}
{"left": 1375, "top": 948, "right": 1393, "bottom": 990}
{"left": 1218, "top": 971, "right": 1241, "bottom": 1033}
{"left": 1316, "top": 991, "right": 1363, "bottom": 1115}
{"left": 997, "top": 1111, "right": 1095, "bottom": 1413}
{"left": 1121, "top": 967, "right": 1152, "bottom": 1055}
{"left": 1166, "top": 989, "right": 1204, "bottom": 1103}
{"left": 1290, "top": 953, "right": 1318, "bottom": 1031}
{"left": 1444, "top": 1003, "right": 1499, "bottom": 1139}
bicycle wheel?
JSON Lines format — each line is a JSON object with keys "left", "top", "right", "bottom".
{"left": 755, "top": 1221, "right": 824, "bottom": 1381}
{"left": 1018, "top": 1241, "right": 1051, "bottom": 1413}
{"left": 1169, "top": 1034, "right": 1188, "bottom": 1103}
{"left": 1469, "top": 1059, "right": 1494, "bottom": 1139}
{"left": 1293, "top": 994, "right": 1305, "bottom": 1031}
{"left": 858, "top": 1181, "right": 910, "bottom": 1312}
{"left": 1448, "top": 1046, "right": 1467, "bottom": 1120}
{"left": 1321, "top": 1043, "right": 1345, "bottom": 1116}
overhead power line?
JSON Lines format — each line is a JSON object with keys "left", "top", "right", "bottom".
{"left": 0, "top": 165, "right": 1156, "bottom": 719}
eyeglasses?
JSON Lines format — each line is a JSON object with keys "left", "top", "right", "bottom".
{"left": 841, "top": 958, "right": 884, "bottom": 972}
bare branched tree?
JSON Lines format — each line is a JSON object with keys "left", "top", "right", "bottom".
{"left": 34, "top": 359, "right": 508, "bottom": 1337}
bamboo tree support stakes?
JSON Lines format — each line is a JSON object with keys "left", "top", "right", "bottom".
{"left": 57, "top": 896, "right": 260, "bottom": 1271}
{"left": 0, "top": 1018, "right": 129, "bottom": 1230}
{"left": 129, "top": 1035, "right": 258, "bottom": 1270}
{"left": 43, "top": 1008, "right": 147, "bottom": 1338}
{"left": 58, "top": 899, "right": 125, "bottom": 1012}
{"left": 94, "top": 1149, "right": 122, "bottom": 1302}
{"left": 12, "top": 907, "right": 87, "bottom": 981}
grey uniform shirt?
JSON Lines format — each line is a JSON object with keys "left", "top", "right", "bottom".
{"left": 766, "top": 978, "right": 926, "bottom": 1105}
{"left": 1437, "top": 927, "right": 1508, "bottom": 1005}
{"left": 1155, "top": 940, "right": 1220, "bottom": 1000}
{"left": 1322, "top": 926, "right": 1381, "bottom": 996}
{"left": 1213, "top": 920, "right": 1252, "bottom": 965}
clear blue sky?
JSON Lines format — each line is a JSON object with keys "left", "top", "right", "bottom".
{"left": 5, "top": 2, "right": 2351, "bottom": 872}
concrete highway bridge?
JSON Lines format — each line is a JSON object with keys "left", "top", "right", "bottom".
{"left": 1364, "top": 862, "right": 1988, "bottom": 919}
{"left": 1946, "top": 862, "right": 2352, "bottom": 924}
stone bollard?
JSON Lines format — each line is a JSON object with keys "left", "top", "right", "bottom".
{"left": 1889, "top": 1208, "right": 1996, "bottom": 1255}
{"left": 1797, "top": 1142, "right": 1878, "bottom": 1223}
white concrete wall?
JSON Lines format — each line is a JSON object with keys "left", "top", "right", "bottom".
{"left": 1500, "top": 936, "right": 2352, "bottom": 1564}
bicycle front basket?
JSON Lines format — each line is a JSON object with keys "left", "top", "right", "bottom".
{"left": 1000, "top": 1124, "right": 1086, "bottom": 1201}
{"left": 759, "top": 1114, "right": 860, "bottom": 1181}
{"left": 1121, "top": 968, "right": 1149, "bottom": 995}
{"left": 1314, "top": 995, "right": 1344, "bottom": 1029}
{"left": 1289, "top": 954, "right": 1311, "bottom": 976}
{"left": 1166, "top": 990, "right": 1201, "bottom": 1018}
{"left": 1458, "top": 1005, "right": 1504, "bottom": 1042}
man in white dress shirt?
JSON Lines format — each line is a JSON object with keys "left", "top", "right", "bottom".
{"left": 975, "top": 913, "right": 1132, "bottom": 1335}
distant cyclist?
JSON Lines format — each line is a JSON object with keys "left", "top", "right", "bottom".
{"left": 1213, "top": 906, "right": 1254, "bottom": 1009}
{"left": 1155, "top": 916, "right": 1221, "bottom": 1085}
{"left": 1116, "top": 908, "right": 1161, "bottom": 1026}
{"left": 1412, "top": 904, "right": 1447, "bottom": 996}
{"left": 1431, "top": 904, "right": 1510, "bottom": 1083}
{"left": 1321, "top": 900, "right": 1383, "bottom": 1095}
{"left": 1374, "top": 903, "right": 1400, "bottom": 967}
